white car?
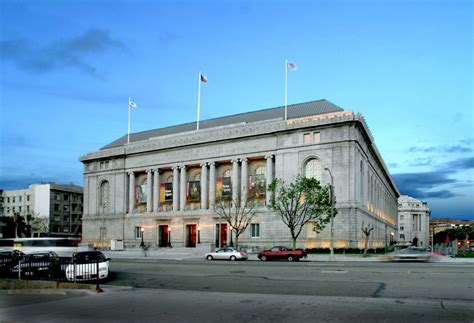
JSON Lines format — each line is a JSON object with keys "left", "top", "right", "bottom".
{"left": 65, "top": 251, "right": 110, "bottom": 281}
{"left": 205, "top": 247, "right": 248, "bottom": 261}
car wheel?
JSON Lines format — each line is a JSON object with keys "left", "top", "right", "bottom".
{"left": 287, "top": 256, "right": 294, "bottom": 262}
{"left": 261, "top": 256, "right": 267, "bottom": 261}
{"left": 206, "top": 255, "right": 213, "bottom": 261}
{"left": 230, "top": 256, "right": 236, "bottom": 261}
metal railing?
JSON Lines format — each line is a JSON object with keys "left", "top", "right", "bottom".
{"left": 0, "top": 255, "right": 107, "bottom": 289}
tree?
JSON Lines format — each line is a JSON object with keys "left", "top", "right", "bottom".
{"left": 214, "top": 197, "right": 257, "bottom": 248}
{"left": 27, "top": 212, "right": 49, "bottom": 237}
{"left": 268, "top": 176, "right": 333, "bottom": 250}
{"left": 361, "top": 224, "right": 374, "bottom": 256}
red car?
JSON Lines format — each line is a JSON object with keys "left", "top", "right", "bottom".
{"left": 257, "top": 246, "right": 307, "bottom": 262}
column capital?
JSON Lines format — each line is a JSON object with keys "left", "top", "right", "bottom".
{"left": 152, "top": 168, "right": 160, "bottom": 173}
{"left": 265, "top": 155, "right": 274, "bottom": 160}
{"left": 208, "top": 161, "right": 216, "bottom": 167}
{"left": 231, "top": 159, "right": 240, "bottom": 164}
{"left": 200, "top": 162, "right": 208, "bottom": 167}
{"left": 146, "top": 169, "right": 153, "bottom": 173}
{"left": 239, "top": 158, "right": 248, "bottom": 163}
{"left": 171, "top": 165, "right": 179, "bottom": 170}
{"left": 179, "top": 165, "right": 186, "bottom": 170}
{"left": 127, "top": 171, "right": 134, "bottom": 176}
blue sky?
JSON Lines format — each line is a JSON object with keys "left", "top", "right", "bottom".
{"left": 0, "top": 0, "right": 472, "bottom": 219}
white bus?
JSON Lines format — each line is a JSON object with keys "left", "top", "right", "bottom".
{"left": 11, "top": 237, "right": 82, "bottom": 256}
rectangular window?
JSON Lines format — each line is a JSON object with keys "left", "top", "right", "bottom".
{"left": 400, "top": 215, "right": 404, "bottom": 220}
{"left": 7, "top": 197, "right": 10, "bottom": 203}
{"left": 303, "top": 133, "right": 311, "bottom": 143}
{"left": 100, "top": 227, "right": 107, "bottom": 240}
{"left": 63, "top": 226, "right": 70, "bottom": 233}
{"left": 12, "top": 197, "right": 15, "bottom": 203}
{"left": 54, "top": 204, "right": 60, "bottom": 212}
{"left": 63, "top": 205, "right": 70, "bottom": 212}
{"left": 27, "top": 206, "right": 30, "bottom": 212}
{"left": 19, "top": 206, "right": 22, "bottom": 212}
{"left": 400, "top": 226, "right": 404, "bottom": 231}
{"left": 19, "top": 196, "right": 22, "bottom": 202}
{"left": 27, "top": 195, "right": 30, "bottom": 202}
{"left": 54, "top": 195, "right": 61, "bottom": 201}
{"left": 64, "top": 194, "right": 69, "bottom": 201}
{"left": 251, "top": 223, "right": 260, "bottom": 238}
{"left": 135, "top": 226, "right": 143, "bottom": 239}
{"left": 313, "top": 132, "right": 321, "bottom": 143}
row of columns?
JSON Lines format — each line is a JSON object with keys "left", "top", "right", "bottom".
{"left": 127, "top": 156, "right": 274, "bottom": 214}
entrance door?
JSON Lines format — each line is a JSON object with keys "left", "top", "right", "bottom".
{"left": 215, "top": 223, "right": 228, "bottom": 248}
{"left": 186, "top": 224, "right": 197, "bottom": 248}
{"left": 158, "top": 225, "right": 169, "bottom": 247}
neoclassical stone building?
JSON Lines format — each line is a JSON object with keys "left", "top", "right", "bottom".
{"left": 397, "top": 195, "right": 430, "bottom": 247}
{"left": 80, "top": 100, "right": 399, "bottom": 249}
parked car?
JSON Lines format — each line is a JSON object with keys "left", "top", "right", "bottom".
{"left": 205, "top": 247, "right": 248, "bottom": 261}
{"left": 65, "top": 251, "right": 110, "bottom": 281}
{"left": 382, "top": 247, "right": 442, "bottom": 262}
{"left": 257, "top": 246, "right": 307, "bottom": 261}
{"left": 0, "top": 249, "right": 25, "bottom": 276}
{"left": 11, "top": 251, "right": 60, "bottom": 278}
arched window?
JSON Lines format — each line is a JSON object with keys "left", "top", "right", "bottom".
{"left": 250, "top": 165, "right": 266, "bottom": 198}
{"left": 304, "top": 158, "right": 322, "bottom": 181}
{"left": 99, "top": 180, "right": 110, "bottom": 209}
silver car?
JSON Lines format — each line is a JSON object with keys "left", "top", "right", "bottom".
{"left": 205, "top": 247, "right": 248, "bottom": 261}
{"left": 384, "top": 247, "right": 442, "bottom": 262}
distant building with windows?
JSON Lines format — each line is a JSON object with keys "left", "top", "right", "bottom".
{"left": 397, "top": 195, "right": 430, "bottom": 247}
{"left": 0, "top": 184, "right": 83, "bottom": 238}
{"left": 80, "top": 100, "right": 399, "bottom": 249}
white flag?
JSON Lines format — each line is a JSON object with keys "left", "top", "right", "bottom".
{"left": 287, "top": 62, "right": 297, "bottom": 71}
{"left": 200, "top": 73, "right": 208, "bottom": 83}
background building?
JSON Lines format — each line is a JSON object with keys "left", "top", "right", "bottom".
{"left": 397, "top": 195, "right": 430, "bottom": 247}
{"left": 0, "top": 183, "right": 83, "bottom": 238}
{"left": 80, "top": 100, "right": 399, "bottom": 250}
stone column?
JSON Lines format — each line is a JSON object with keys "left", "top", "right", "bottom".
{"left": 209, "top": 162, "right": 216, "bottom": 209}
{"left": 172, "top": 166, "right": 179, "bottom": 212}
{"left": 146, "top": 169, "right": 153, "bottom": 213}
{"left": 265, "top": 155, "right": 274, "bottom": 206}
{"left": 232, "top": 159, "right": 240, "bottom": 207}
{"left": 128, "top": 171, "right": 135, "bottom": 214}
{"left": 240, "top": 158, "right": 248, "bottom": 207}
{"left": 153, "top": 169, "right": 160, "bottom": 213}
{"left": 180, "top": 165, "right": 187, "bottom": 211}
{"left": 200, "top": 163, "right": 208, "bottom": 210}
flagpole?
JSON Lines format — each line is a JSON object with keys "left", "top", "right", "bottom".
{"left": 127, "top": 97, "right": 131, "bottom": 144}
{"left": 285, "top": 59, "right": 288, "bottom": 121}
{"left": 197, "top": 72, "right": 201, "bottom": 131}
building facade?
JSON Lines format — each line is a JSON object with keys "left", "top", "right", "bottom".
{"left": 0, "top": 184, "right": 83, "bottom": 238}
{"left": 80, "top": 100, "right": 399, "bottom": 249}
{"left": 397, "top": 195, "right": 430, "bottom": 247}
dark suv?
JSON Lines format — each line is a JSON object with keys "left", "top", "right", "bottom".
{"left": 0, "top": 250, "right": 25, "bottom": 277}
{"left": 12, "top": 251, "right": 61, "bottom": 279}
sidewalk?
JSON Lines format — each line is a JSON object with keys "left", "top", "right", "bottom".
{"left": 103, "top": 247, "right": 474, "bottom": 263}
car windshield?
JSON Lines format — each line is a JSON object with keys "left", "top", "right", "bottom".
{"left": 74, "top": 252, "right": 106, "bottom": 264}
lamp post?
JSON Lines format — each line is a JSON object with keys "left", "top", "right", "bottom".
{"left": 230, "top": 225, "right": 234, "bottom": 247}
{"left": 168, "top": 227, "right": 172, "bottom": 248}
{"left": 324, "top": 167, "right": 336, "bottom": 261}
{"left": 390, "top": 232, "right": 394, "bottom": 245}
{"left": 140, "top": 227, "right": 145, "bottom": 248}
{"left": 197, "top": 226, "right": 201, "bottom": 244}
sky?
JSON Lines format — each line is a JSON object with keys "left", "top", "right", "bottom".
{"left": 0, "top": 0, "right": 472, "bottom": 220}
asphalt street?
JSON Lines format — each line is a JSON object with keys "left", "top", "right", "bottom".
{"left": 1, "top": 259, "right": 473, "bottom": 322}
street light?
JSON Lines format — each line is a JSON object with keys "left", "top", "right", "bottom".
{"left": 197, "top": 226, "right": 201, "bottom": 244}
{"left": 390, "top": 232, "right": 394, "bottom": 245}
{"left": 324, "top": 167, "right": 336, "bottom": 261}
{"left": 140, "top": 227, "right": 145, "bottom": 248}
{"left": 168, "top": 227, "right": 172, "bottom": 248}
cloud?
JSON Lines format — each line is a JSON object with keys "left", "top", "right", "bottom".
{"left": 0, "top": 28, "right": 127, "bottom": 78}
{"left": 408, "top": 145, "right": 472, "bottom": 154}
{"left": 444, "top": 157, "right": 474, "bottom": 171}
{"left": 387, "top": 163, "right": 399, "bottom": 169}
{"left": 393, "top": 156, "right": 474, "bottom": 200}
{"left": 392, "top": 172, "right": 458, "bottom": 199}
